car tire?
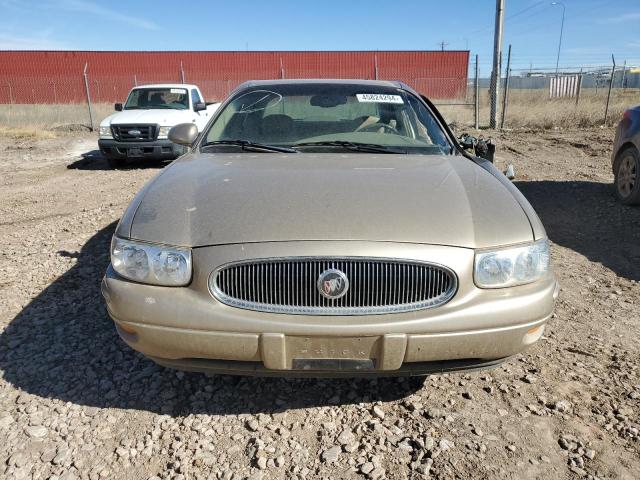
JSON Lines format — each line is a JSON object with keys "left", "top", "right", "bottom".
{"left": 106, "top": 156, "right": 127, "bottom": 169}
{"left": 614, "top": 146, "right": 640, "bottom": 205}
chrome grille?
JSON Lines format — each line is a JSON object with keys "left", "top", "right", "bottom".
{"left": 210, "top": 258, "right": 457, "bottom": 315}
{"left": 111, "top": 124, "right": 157, "bottom": 142}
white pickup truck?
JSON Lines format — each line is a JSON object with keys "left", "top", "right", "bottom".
{"left": 98, "top": 83, "right": 220, "bottom": 168}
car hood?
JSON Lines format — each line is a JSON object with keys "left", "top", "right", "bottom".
{"left": 125, "top": 153, "right": 534, "bottom": 249}
{"left": 101, "top": 109, "right": 194, "bottom": 126}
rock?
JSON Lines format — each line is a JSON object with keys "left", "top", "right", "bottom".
{"left": 321, "top": 446, "right": 341, "bottom": 464}
{"left": 368, "top": 467, "right": 386, "bottom": 479}
{"left": 256, "top": 457, "right": 267, "bottom": 470}
{"left": 24, "top": 425, "right": 47, "bottom": 438}
{"left": 246, "top": 419, "right": 259, "bottom": 432}
{"left": 372, "top": 406, "right": 385, "bottom": 420}
{"left": 424, "top": 408, "right": 445, "bottom": 420}
{"left": 338, "top": 428, "right": 356, "bottom": 445}
{"left": 553, "top": 400, "right": 571, "bottom": 413}
{"left": 423, "top": 437, "right": 435, "bottom": 451}
{"left": 8, "top": 451, "right": 28, "bottom": 468}
{"left": 360, "top": 462, "right": 375, "bottom": 474}
{"left": 0, "top": 415, "right": 14, "bottom": 428}
{"left": 439, "top": 439, "right": 454, "bottom": 452}
{"left": 53, "top": 449, "right": 72, "bottom": 466}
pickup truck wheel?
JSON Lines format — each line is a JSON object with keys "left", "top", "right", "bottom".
{"left": 614, "top": 146, "right": 640, "bottom": 205}
{"left": 106, "top": 156, "right": 127, "bottom": 169}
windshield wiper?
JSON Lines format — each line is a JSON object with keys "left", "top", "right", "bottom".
{"left": 294, "top": 140, "right": 406, "bottom": 154}
{"left": 201, "top": 140, "right": 297, "bottom": 153}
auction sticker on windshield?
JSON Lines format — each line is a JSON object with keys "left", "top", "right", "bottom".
{"left": 356, "top": 94, "right": 404, "bottom": 104}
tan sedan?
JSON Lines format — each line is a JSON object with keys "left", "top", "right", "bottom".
{"left": 101, "top": 80, "right": 558, "bottom": 376}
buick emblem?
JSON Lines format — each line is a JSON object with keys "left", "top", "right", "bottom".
{"left": 317, "top": 269, "right": 349, "bottom": 300}
{"left": 128, "top": 129, "right": 141, "bottom": 136}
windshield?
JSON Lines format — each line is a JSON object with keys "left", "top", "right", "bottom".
{"left": 124, "top": 88, "right": 189, "bottom": 110}
{"left": 203, "top": 83, "right": 451, "bottom": 154}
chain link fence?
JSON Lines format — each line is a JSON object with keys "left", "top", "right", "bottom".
{"left": 1, "top": 52, "right": 637, "bottom": 132}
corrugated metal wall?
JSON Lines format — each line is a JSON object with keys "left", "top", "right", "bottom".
{"left": 0, "top": 50, "right": 469, "bottom": 104}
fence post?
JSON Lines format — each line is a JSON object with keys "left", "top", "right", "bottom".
{"left": 134, "top": 74, "right": 138, "bottom": 87}
{"left": 621, "top": 60, "right": 627, "bottom": 90}
{"left": 603, "top": 54, "right": 616, "bottom": 126}
{"left": 474, "top": 55, "right": 479, "bottom": 130}
{"left": 500, "top": 44, "right": 511, "bottom": 129}
{"left": 180, "top": 61, "right": 185, "bottom": 83}
{"left": 52, "top": 81, "right": 57, "bottom": 104}
{"left": 7, "top": 83, "right": 13, "bottom": 104}
{"left": 374, "top": 55, "right": 379, "bottom": 80}
{"left": 280, "top": 58, "right": 285, "bottom": 79}
{"left": 575, "top": 68, "right": 582, "bottom": 107}
{"left": 83, "top": 63, "right": 95, "bottom": 131}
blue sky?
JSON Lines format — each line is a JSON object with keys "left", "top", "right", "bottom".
{"left": 1, "top": 0, "right": 639, "bottom": 72}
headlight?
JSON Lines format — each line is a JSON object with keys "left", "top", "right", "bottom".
{"left": 474, "top": 239, "right": 550, "bottom": 288}
{"left": 158, "top": 126, "right": 171, "bottom": 139}
{"left": 99, "top": 126, "right": 112, "bottom": 138}
{"left": 111, "top": 237, "right": 192, "bottom": 286}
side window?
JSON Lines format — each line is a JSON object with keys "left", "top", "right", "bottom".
{"left": 407, "top": 96, "right": 450, "bottom": 148}
{"left": 191, "top": 89, "right": 202, "bottom": 106}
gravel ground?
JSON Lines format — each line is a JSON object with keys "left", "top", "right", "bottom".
{"left": 0, "top": 129, "right": 638, "bottom": 480}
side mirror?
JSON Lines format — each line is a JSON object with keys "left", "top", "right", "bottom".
{"left": 475, "top": 137, "right": 495, "bottom": 163}
{"left": 193, "top": 102, "right": 206, "bottom": 112}
{"left": 458, "top": 133, "right": 496, "bottom": 163}
{"left": 168, "top": 123, "right": 198, "bottom": 146}
{"left": 458, "top": 133, "right": 475, "bottom": 150}
{"left": 114, "top": 103, "right": 123, "bottom": 111}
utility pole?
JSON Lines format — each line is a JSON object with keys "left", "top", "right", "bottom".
{"left": 500, "top": 44, "right": 512, "bottom": 129}
{"left": 438, "top": 41, "right": 448, "bottom": 51}
{"left": 489, "top": 0, "right": 505, "bottom": 129}
{"left": 551, "top": 2, "right": 565, "bottom": 75}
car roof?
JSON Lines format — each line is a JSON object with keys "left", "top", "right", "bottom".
{"left": 236, "top": 78, "right": 409, "bottom": 90}
{"left": 132, "top": 83, "right": 198, "bottom": 90}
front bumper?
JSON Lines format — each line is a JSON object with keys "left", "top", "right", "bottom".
{"left": 101, "top": 241, "right": 559, "bottom": 376}
{"left": 98, "top": 138, "right": 185, "bottom": 160}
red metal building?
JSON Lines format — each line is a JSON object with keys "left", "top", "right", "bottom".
{"left": 0, "top": 50, "right": 469, "bottom": 104}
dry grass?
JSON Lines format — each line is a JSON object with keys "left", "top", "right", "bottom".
{"left": 0, "top": 103, "right": 114, "bottom": 131}
{"left": 0, "top": 126, "right": 56, "bottom": 140}
{"left": 436, "top": 88, "right": 639, "bottom": 130}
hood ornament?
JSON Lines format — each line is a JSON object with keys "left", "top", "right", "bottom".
{"left": 317, "top": 269, "right": 349, "bottom": 300}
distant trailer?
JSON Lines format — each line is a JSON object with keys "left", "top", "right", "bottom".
{"left": 549, "top": 75, "right": 582, "bottom": 99}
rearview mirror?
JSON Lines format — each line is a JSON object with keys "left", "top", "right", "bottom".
{"left": 114, "top": 103, "right": 123, "bottom": 111}
{"left": 168, "top": 123, "right": 198, "bottom": 146}
{"left": 193, "top": 102, "right": 206, "bottom": 112}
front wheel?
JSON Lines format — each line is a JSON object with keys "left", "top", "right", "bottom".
{"left": 614, "top": 146, "right": 640, "bottom": 205}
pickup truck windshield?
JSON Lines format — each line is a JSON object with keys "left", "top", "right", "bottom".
{"left": 124, "top": 88, "right": 189, "bottom": 110}
{"left": 203, "top": 84, "right": 452, "bottom": 154}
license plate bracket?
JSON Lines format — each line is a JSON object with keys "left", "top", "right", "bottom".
{"left": 127, "top": 147, "right": 144, "bottom": 158}
{"left": 291, "top": 358, "right": 374, "bottom": 371}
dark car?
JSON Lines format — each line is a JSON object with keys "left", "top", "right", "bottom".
{"left": 612, "top": 106, "right": 640, "bottom": 205}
